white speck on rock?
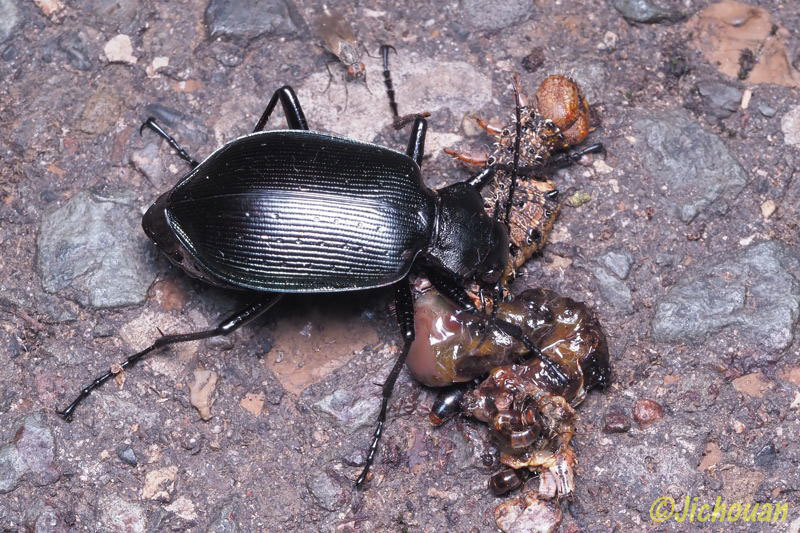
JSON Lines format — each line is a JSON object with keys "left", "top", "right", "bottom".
{"left": 782, "top": 105, "right": 800, "bottom": 145}
{"left": 104, "top": 34, "right": 137, "bottom": 65}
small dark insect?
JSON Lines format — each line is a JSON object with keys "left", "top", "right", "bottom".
{"left": 445, "top": 74, "right": 601, "bottom": 274}
{"left": 407, "top": 286, "right": 610, "bottom": 500}
{"left": 314, "top": 6, "right": 367, "bottom": 85}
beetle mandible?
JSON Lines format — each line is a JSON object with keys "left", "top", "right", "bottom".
{"left": 58, "top": 85, "right": 567, "bottom": 488}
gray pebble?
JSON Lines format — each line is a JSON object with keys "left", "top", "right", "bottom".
{"left": 0, "top": 445, "right": 25, "bottom": 494}
{"left": 0, "top": 0, "right": 20, "bottom": 45}
{"left": 754, "top": 442, "right": 776, "bottom": 468}
{"left": 599, "top": 249, "right": 634, "bottom": 280}
{"left": 591, "top": 265, "right": 634, "bottom": 315}
{"left": 758, "top": 102, "right": 777, "bottom": 118}
{"left": 652, "top": 241, "right": 800, "bottom": 351}
{"left": 459, "top": 0, "right": 532, "bottom": 31}
{"left": 37, "top": 190, "right": 156, "bottom": 309}
{"left": 115, "top": 446, "right": 138, "bottom": 466}
{"left": 631, "top": 109, "right": 747, "bottom": 223}
{"left": 696, "top": 80, "right": 742, "bottom": 119}
{"left": 205, "top": 0, "right": 301, "bottom": 41}
{"left": 610, "top": 0, "right": 685, "bottom": 23}
{"left": 306, "top": 472, "right": 346, "bottom": 512}
{"left": 312, "top": 388, "right": 376, "bottom": 430}
{"left": 81, "top": 0, "right": 139, "bottom": 32}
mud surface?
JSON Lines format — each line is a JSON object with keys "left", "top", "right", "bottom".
{"left": 1, "top": 0, "right": 799, "bottom": 531}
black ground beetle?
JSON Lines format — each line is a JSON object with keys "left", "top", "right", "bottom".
{"left": 57, "top": 86, "right": 564, "bottom": 488}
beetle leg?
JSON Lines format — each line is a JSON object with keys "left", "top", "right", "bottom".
{"left": 56, "top": 295, "right": 282, "bottom": 421}
{"left": 443, "top": 147, "right": 490, "bottom": 167}
{"left": 466, "top": 165, "right": 497, "bottom": 191}
{"left": 474, "top": 116, "right": 503, "bottom": 138}
{"left": 139, "top": 118, "right": 199, "bottom": 168}
{"left": 535, "top": 142, "right": 604, "bottom": 174}
{"left": 405, "top": 117, "right": 427, "bottom": 167}
{"left": 253, "top": 86, "right": 309, "bottom": 132}
{"left": 355, "top": 279, "right": 415, "bottom": 489}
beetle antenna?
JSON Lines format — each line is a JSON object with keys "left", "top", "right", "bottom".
{"left": 503, "top": 73, "right": 524, "bottom": 227}
{"left": 139, "top": 118, "right": 200, "bottom": 168}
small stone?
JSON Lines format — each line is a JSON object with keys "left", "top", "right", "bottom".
{"left": 33, "top": 0, "right": 63, "bottom": 16}
{"left": 761, "top": 200, "right": 777, "bottom": 219}
{"left": 652, "top": 242, "right": 800, "bottom": 351}
{"left": 593, "top": 160, "right": 613, "bottom": 174}
{"left": 610, "top": 0, "right": 684, "bottom": 23}
{"left": 14, "top": 414, "right": 59, "bottom": 487}
{"left": 104, "top": 34, "right": 137, "bottom": 64}
{"left": 696, "top": 80, "right": 742, "bottom": 118}
{"left": 754, "top": 442, "right": 776, "bottom": 468}
{"left": 0, "top": 0, "right": 20, "bottom": 44}
{"left": 165, "top": 496, "right": 198, "bottom": 521}
{"left": 590, "top": 265, "right": 634, "bottom": 315}
{"left": 732, "top": 420, "right": 745, "bottom": 433}
{"left": 567, "top": 191, "right": 591, "bottom": 207}
{"left": 461, "top": 113, "right": 483, "bottom": 137}
{"left": 0, "top": 445, "right": 24, "bottom": 494}
{"left": 603, "top": 411, "right": 631, "bottom": 433}
{"left": 758, "top": 102, "right": 776, "bottom": 117}
{"left": 459, "top": 0, "right": 532, "bottom": 31}
{"left": 205, "top": 0, "right": 301, "bottom": 41}
{"left": 732, "top": 372, "right": 769, "bottom": 398}
{"left": 78, "top": 89, "right": 122, "bottom": 135}
{"left": 306, "top": 472, "right": 346, "bottom": 511}
{"left": 116, "top": 446, "right": 138, "bottom": 466}
{"left": 599, "top": 249, "right": 634, "bottom": 280}
{"left": 146, "top": 56, "right": 169, "bottom": 77}
{"left": 100, "top": 495, "right": 146, "bottom": 533}
{"left": 82, "top": 0, "right": 139, "bottom": 31}
{"left": 141, "top": 466, "right": 178, "bottom": 501}
{"left": 58, "top": 31, "right": 93, "bottom": 71}
{"left": 37, "top": 190, "right": 156, "bottom": 308}
{"left": 633, "top": 399, "right": 664, "bottom": 426}
{"left": 782, "top": 105, "right": 800, "bottom": 146}
{"left": 189, "top": 369, "right": 218, "bottom": 420}
{"left": 632, "top": 109, "right": 747, "bottom": 223}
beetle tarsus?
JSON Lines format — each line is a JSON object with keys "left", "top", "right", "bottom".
{"left": 380, "top": 44, "right": 399, "bottom": 119}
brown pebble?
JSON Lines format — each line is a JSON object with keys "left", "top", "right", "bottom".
{"left": 634, "top": 399, "right": 664, "bottom": 426}
{"left": 603, "top": 410, "right": 631, "bottom": 433}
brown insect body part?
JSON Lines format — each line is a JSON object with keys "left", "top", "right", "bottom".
{"left": 408, "top": 287, "right": 610, "bottom": 499}
{"left": 445, "top": 75, "right": 592, "bottom": 271}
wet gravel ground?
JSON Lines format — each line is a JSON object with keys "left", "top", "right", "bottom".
{"left": 1, "top": 0, "right": 800, "bottom": 531}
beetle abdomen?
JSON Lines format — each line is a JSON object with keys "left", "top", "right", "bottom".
{"left": 165, "top": 131, "right": 434, "bottom": 292}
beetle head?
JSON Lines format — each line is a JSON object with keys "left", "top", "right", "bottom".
{"left": 142, "top": 192, "right": 211, "bottom": 282}
{"left": 426, "top": 182, "right": 509, "bottom": 285}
